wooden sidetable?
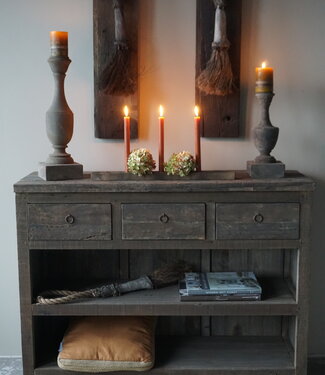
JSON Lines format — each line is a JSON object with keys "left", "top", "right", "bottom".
{"left": 14, "top": 171, "right": 315, "bottom": 375}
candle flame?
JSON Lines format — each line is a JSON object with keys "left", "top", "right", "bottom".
{"left": 261, "top": 61, "right": 267, "bottom": 69}
{"left": 194, "top": 106, "right": 200, "bottom": 117}
{"left": 124, "top": 105, "right": 129, "bottom": 117}
{"left": 159, "top": 105, "right": 164, "bottom": 117}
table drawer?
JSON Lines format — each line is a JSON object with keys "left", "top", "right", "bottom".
{"left": 122, "top": 203, "right": 206, "bottom": 240}
{"left": 28, "top": 204, "right": 112, "bottom": 241}
{"left": 216, "top": 203, "right": 300, "bottom": 240}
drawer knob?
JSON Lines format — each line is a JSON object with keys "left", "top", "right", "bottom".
{"left": 65, "top": 214, "right": 75, "bottom": 224}
{"left": 254, "top": 213, "right": 264, "bottom": 224}
{"left": 160, "top": 213, "right": 169, "bottom": 224}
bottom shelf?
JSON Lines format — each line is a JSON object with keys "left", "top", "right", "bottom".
{"left": 35, "top": 336, "right": 294, "bottom": 375}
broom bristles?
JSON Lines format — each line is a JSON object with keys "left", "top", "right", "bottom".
{"left": 149, "top": 260, "right": 192, "bottom": 288}
{"left": 197, "top": 46, "right": 234, "bottom": 96}
{"left": 99, "top": 45, "right": 136, "bottom": 96}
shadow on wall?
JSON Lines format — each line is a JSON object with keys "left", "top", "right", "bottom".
{"left": 240, "top": 0, "right": 260, "bottom": 139}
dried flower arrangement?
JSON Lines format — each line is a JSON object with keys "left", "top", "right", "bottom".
{"left": 127, "top": 148, "right": 156, "bottom": 176}
{"left": 164, "top": 151, "right": 196, "bottom": 177}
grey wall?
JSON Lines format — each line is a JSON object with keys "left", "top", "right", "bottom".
{"left": 0, "top": 0, "right": 324, "bottom": 356}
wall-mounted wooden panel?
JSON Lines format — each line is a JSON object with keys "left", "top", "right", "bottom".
{"left": 196, "top": 0, "right": 242, "bottom": 138}
{"left": 93, "top": 0, "right": 138, "bottom": 139}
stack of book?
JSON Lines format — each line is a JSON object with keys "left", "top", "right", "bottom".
{"left": 179, "top": 272, "right": 262, "bottom": 301}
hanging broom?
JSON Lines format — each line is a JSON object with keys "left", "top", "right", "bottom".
{"left": 99, "top": 0, "right": 136, "bottom": 96}
{"left": 36, "top": 260, "right": 192, "bottom": 305}
{"left": 197, "top": 0, "right": 234, "bottom": 96}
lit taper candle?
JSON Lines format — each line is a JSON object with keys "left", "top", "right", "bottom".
{"left": 124, "top": 106, "right": 130, "bottom": 172}
{"left": 159, "top": 105, "right": 165, "bottom": 172}
{"left": 194, "top": 106, "right": 201, "bottom": 172}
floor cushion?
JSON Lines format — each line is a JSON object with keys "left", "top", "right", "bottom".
{"left": 57, "top": 316, "right": 156, "bottom": 372}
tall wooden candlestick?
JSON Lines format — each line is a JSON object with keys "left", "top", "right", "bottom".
{"left": 159, "top": 105, "right": 165, "bottom": 172}
{"left": 124, "top": 106, "right": 130, "bottom": 172}
{"left": 39, "top": 31, "right": 83, "bottom": 181}
{"left": 194, "top": 106, "right": 201, "bottom": 171}
{"left": 247, "top": 61, "right": 285, "bottom": 179}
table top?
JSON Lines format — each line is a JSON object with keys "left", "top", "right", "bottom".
{"left": 14, "top": 171, "right": 315, "bottom": 194}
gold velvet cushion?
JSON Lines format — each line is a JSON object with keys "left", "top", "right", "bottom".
{"left": 58, "top": 316, "right": 156, "bottom": 372}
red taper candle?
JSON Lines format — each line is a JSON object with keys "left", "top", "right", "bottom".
{"left": 124, "top": 106, "right": 130, "bottom": 172}
{"left": 194, "top": 106, "right": 201, "bottom": 171}
{"left": 159, "top": 105, "right": 165, "bottom": 172}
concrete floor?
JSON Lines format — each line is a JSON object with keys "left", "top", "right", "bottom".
{"left": 0, "top": 357, "right": 324, "bottom": 375}
{"left": 0, "top": 358, "right": 22, "bottom": 375}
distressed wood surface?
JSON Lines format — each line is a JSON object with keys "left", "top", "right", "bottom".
{"left": 129, "top": 249, "right": 201, "bottom": 337}
{"left": 32, "top": 278, "right": 297, "bottom": 317}
{"left": 91, "top": 171, "right": 235, "bottom": 181}
{"left": 30, "top": 250, "right": 120, "bottom": 300}
{"left": 196, "top": 0, "right": 242, "bottom": 138}
{"left": 35, "top": 336, "right": 294, "bottom": 375}
{"left": 28, "top": 203, "right": 112, "bottom": 241}
{"left": 14, "top": 171, "right": 315, "bottom": 193}
{"left": 93, "top": 0, "right": 138, "bottom": 139}
{"left": 216, "top": 203, "right": 300, "bottom": 240}
{"left": 294, "top": 192, "right": 313, "bottom": 375}
{"left": 15, "top": 173, "right": 314, "bottom": 375}
{"left": 28, "top": 239, "right": 302, "bottom": 251}
{"left": 122, "top": 203, "right": 206, "bottom": 240}
{"left": 15, "top": 195, "right": 35, "bottom": 375}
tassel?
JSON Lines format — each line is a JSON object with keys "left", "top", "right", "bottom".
{"left": 99, "top": 0, "right": 136, "bottom": 96}
{"left": 197, "top": 0, "right": 234, "bottom": 96}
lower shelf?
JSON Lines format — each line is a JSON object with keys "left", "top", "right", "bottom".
{"left": 35, "top": 336, "right": 294, "bottom": 375}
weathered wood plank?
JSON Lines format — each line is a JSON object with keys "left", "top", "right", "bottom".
{"left": 93, "top": 0, "right": 138, "bottom": 139}
{"left": 15, "top": 194, "right": 35, "bottom": 375}
{"left": 14, "top": 171, "right": 315, "bottom": 194}
{"left": 30, "top": 250, "right": 120, "bottom": 300}
{"left": 28, "top": 203, "right": 112, "bottom": 241}
{"left": 211, "top": 249, "right": 290, "bottom": 337}
{"left": 32, "top": 279, "right": 297, "bottom": 317}
{"left": 196, "top": 0, "right": 242, "bottom": 138}
{"left": 128, "top": 249, "right": 201, "bottom": 336}
{"left": 19, "top": 191, "right": 303, "bottom": 205}
{"left": 35, "top": 336, "right": 295, "bottom": 375}
{"left": 122, "top": 203, "right": 206, "bottom": 240}
{"left": 216, "top": 203, "right": 300, "bottom": 240}
{"left": 211, "top": 316, "right": 282, "bottom": 337}
{"left": 91, "top": 171, "right": 235, "bottom": 181}
{"left": 28, "top": 239, "right": 302, "bottom": 251}
{"left": 294, "top": 192, "right": 313, "bottom": 375}
{"left": 201, "top": 249, "right": 211, "bottom": 336}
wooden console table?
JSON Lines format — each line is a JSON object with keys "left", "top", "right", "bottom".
{"left": 14, "top": 171, "right": 315, "bottom": 375}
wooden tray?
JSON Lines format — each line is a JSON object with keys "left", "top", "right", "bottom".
{"left": 91, "top": 171, "right": 235, "bottom": 181}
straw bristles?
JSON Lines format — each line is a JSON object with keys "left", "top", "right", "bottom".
{"left": 99, "top": 45, "right": 136, "bottom": 96}
{"left": 149, "top": 260, "right": 192, "bottom": 288}
{"left": 197, "top": 45, "right": 234, "bottom": 96}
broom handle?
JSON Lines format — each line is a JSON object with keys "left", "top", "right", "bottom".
{"left": 113, "top": 0, "right": 127, "bottom": 46}
{"left": 213, "top": 0, "right": 230, "bottom": 48}
{"left": 88, "top": 276, "right": 154, "bottom": 298}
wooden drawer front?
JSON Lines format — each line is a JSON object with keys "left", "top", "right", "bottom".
{"left": 216, "top": 203, "right": 300, "bottom": 240}
{"left": 122, "top": 203, "right": 206, "bottom": 240}
{"left": 28, "top": 204, "right": 112, "bottom": 241}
